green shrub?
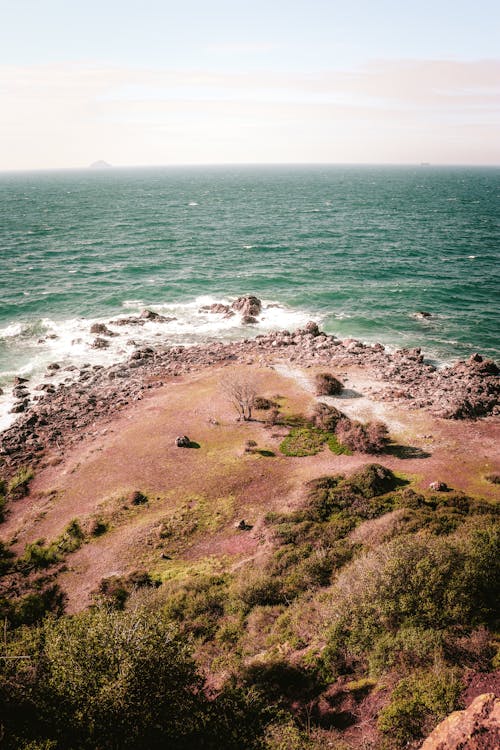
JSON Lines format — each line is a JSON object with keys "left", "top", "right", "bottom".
{"left": 7, "top": 467, "right": 34, "bottom": 500}
{"left": 0, "top": 540, "right": 14, "bottom": 575}
{"left": 0, "top": 608, "right": 205, "bottom": 749}
{"left": 369, "top": 627, "right": 445, "bottom": 675}
{"left": 239, "top": 572, "right": 285, "bottom": 609}
{"left": 18, "top": 540, "right": 60, "bottom": 572}
{"left": 378, "top": 667, "right": 461, "bottom": 745}
{"left": 90, "top": 517, "right": 108, "bottom": 536}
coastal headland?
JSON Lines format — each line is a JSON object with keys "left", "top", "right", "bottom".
{"left": 1, "top": 297, "right": 499, "bottom": 748}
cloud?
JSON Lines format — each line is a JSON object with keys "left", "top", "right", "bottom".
{"left": 0, "top": 59, "right": 498, "bottom": 169}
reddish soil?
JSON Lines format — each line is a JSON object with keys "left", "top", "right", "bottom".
{"left": 1, "top": 362, "right": 498, "bottom": 612}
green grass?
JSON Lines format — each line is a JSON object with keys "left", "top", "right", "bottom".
{"left": 279, "top": 427, "right": 329, "bottom": 457}
{"left": 7, "top": 466, "right": 34, "bottom": 498}
{"left": 280, "top": 427, "right": 350, "bottom": 457}
{"left": 327, "top": 435, "right": 352, "bottom": 455}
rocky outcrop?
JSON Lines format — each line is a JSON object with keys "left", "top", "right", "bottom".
{"left": 231, "top": 295, "right": 262, "bottom": 318}
{"left": 420, "top": 692, "right": 500, "bottom": 749}
{"left": 0, "top": 324, "right": 498, "bottom": 479}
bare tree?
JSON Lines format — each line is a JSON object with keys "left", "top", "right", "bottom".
{"left": 223, "top": 376, "right": 257, "bottom": 421}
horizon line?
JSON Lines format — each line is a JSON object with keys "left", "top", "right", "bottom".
{"left": 1, "top": 160, "right": 500, "bottom": 174}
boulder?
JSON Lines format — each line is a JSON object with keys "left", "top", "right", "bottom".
{"left": 231, "top": 295, "right": 262, "bottom": 318}
{"left": 429, "top": 481, "right": 448, "bottom": 492}
{"left": 90, "top": 323, "right": 113, "bottom": 335}
{"left": 304, "top": 321, "right": 320, "bottom": 336}
{"left": 420, "top": 692, "right": 500, "bottom": 750}
{"left": 139, "top": 309, "right": 175, "bottom": 323}
{"left": 92, "top": 337, "right": 109, "bottom": 349}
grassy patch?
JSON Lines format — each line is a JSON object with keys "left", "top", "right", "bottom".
{"left": 279, "top": 427, "right": 329, "bottom": 457}
{"left": 7, "top": 466, "right": 34, "bottom": 499}
{"left": 327, "top": 434, "right": 352, "bottom": 455}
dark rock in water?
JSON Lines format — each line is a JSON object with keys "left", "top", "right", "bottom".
{"left": 10, "top": 400, "right": 29, "bottom": 413}
{"left": 14, "top": 376, "right": 29, "bottom": 384}
{"left": 241, "top": 315, "right": 257, "bottom": 325}
{"left": 12, "top": 387, "right": 29, "bottom": 398}
{"left": 90, "top": 323, "right": 115, "bottom": 336}
{"left": 114, "top": 317, "right": 146, "bottom": 326}
{"left": 47, "top": 363, "right": 60, "bottom": 371}
{"left": 429, "top": 481, "right": 448, "bottom": 492}
{"left": 412, "top": 311, "right": 432, "bottom": 319}
{"left": 202, "top": 303, "right": 231, "bottom": 315}
{"left": 231, "top": 295, "right": 262, "bottom": 318}
{"left": 92, "top": 337, "right": 109, "bottom": 349}
{"left": 175, "top": 435, "right": 191, "bottom": 447}
{"left": 139, "top": 309, "right": 175, "bottom": 323}
{"left": 0, "top": 387, "right": 3, "bottom": 395}
{"left": 140, "top": 309, "right": 161, "bottom": 320}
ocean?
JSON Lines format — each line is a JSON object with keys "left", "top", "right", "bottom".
{"left": 0, "top": 164, "right": 499, "bottom": 430}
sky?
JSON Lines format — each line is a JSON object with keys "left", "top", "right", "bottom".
{"left": 1, "top": 0, "right": 499, "bottom": 169}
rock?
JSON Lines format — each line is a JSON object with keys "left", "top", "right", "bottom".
{"left": 231, "top": 295, "right": 262, "bottom": 318}
{"left": 0, "top": 387, "right": 3, "bottom": 395}
{"left": 139, "top": 309, "right": 175, "bottom": 323}
{"left": 114, "top": 317, "right": 146, "bottom": 326}
{"left": 234, "top": 519, "right": 250, "bottom": 530}
{"left": 14, "top": 376, "right": 29, "bottom": 385}
{"left": 90, "top": 323, "right": 115, "bottom": 336}
{"left": 46, "top": 363, "right": 60, "bottom": 371}
{"left": 304, "top": 321, "right": 320, "bottom": 336}
{"left": 429, "top": 481, "right": 448, "bottom": 492}
{"left": 241, "top": 315, "right": 257, "bottom": 325}
{"left": 175, "top": 435, "right": 191, "bottom": 447}
{"left": 412, "top": 310, "right": 432, "bottom": 319}
{"left": 92, "top": 337, "right": 109, "bottom": 349}
{"left": 9, "top": 400, "right": 28, "bottom": 413}
{"left": 202, "top": 303, "right": 231, "bottom": 315}
{"left": 420, "top": 692, "right": 500, "bottom": 750}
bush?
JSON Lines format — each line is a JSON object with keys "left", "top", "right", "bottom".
{"left": 90, "top": 517, "right": 108, "bottom": 536}
{"left": 325, "top": 521, "right": 500, "bottom": 661}
{"left": 378, "top": 666, "right": 461, "bottom": 745}
{"left": 309, "top": 402, "right": 344, "bottom": 431}
{"left": 254, "top": 396, "right": 278, "bottom": 410}
{"left": 0, "top": 608, "right": 205, "bottom": 749}
{"left": 7, "top": 467, "right": 34, "bottom": 500}
{"left": 335, "top": 418, "right": 389, "bottom": 453}
{"left": 315, "top": 373, "right": 343, "bottom": 396}
{"left": 485, "top": 473, "right": 500, "bottom": 484}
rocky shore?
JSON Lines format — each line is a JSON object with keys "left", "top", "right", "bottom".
{"left": 0, "top": 300, "right": 498, "bottom": 478}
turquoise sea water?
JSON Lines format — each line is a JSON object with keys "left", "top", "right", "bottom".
{"left": 0, "top": 165, "right": 499, "bottom": 426}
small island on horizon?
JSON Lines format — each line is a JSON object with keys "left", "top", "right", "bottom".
{"left": 89, "top": 160, "right": 112, "bottom": 169}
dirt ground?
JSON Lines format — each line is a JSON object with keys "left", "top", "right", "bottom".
{"left": 2, "top": 362, "right": 499, "bottom": 612}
